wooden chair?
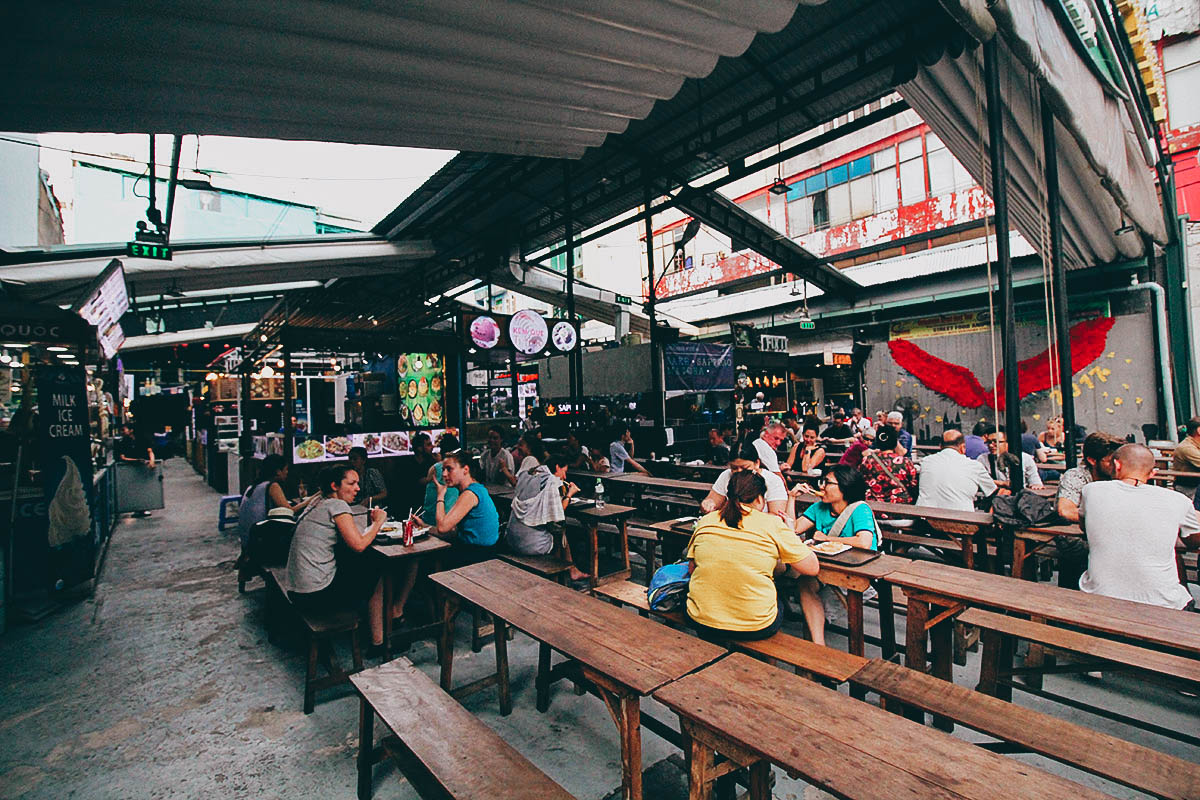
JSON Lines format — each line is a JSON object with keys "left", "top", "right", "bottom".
{"left": 351, "top": 658, "right": 575, "bottom": 800}
{"left": 263, "top": 567, "right": 363, "bottom": 714}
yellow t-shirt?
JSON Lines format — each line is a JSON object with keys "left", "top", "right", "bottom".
{"left": 685, "top": 508, "right": 813, "bottom": 632}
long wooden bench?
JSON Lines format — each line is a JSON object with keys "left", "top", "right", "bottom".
{"left": 591, "top": 579, "right": 869, "bottom": 687}
{"left": 961, "top": 607, "right": 1200, "bottom": 694}
{"left": 854, "top": 658, "right": 1200, "bottom": 800}
{"left": 351, "top": 658, "right": 576, "bottom": 800}
{"left": 263, "top": 567, "right": 363, "bottom": 713}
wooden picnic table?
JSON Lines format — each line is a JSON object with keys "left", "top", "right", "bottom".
{"left": 605, "top": 473, "right": 712, "bottom": 495}
{"left": 647, "top": 517, "right": 907, "bottom": 659}
{"left": 370, "top": 534, "right": 452, "bottom": 659}
{"left": 889, "top": 559, "right": 1200, "bottom": 695}
{"left": 653, "top": 652, "right": 1111, "bottom": 800}
{"left": 646, "top": 459, "right": 727, "bottom": 482}
{"left": 1011, "top": 521, "right": 1081, "bottom": 580}
{"left": 431, "top": 560, "right": 725, "bottom": 800}
{"left": 568, "top": 502, "right": 637, "bottom": 587}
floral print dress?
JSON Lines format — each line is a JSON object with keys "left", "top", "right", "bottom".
{"left": 860, "top": 451, "right": 919, "bottom": 504}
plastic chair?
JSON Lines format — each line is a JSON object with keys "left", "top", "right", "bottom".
{"left": 218, "top": 495, "right": 241, "bottom": 531}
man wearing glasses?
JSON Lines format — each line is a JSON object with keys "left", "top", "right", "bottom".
{"left": 976, "top": 431, "right": 1043, "bottom": 490}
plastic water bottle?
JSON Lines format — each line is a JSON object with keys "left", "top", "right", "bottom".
{"left": 595, "top": 479, "right": 606, "bottom": 510}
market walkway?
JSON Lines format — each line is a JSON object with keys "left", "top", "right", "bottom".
{"left": 1, "top": 463, "right": 1195, "bottom": 799}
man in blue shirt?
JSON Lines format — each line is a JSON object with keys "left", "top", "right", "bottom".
{"left": 609, "top": 426, "right": 649, "bottom": 475}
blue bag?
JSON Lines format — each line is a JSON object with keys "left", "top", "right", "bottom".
{"left": 647, "top": 561, "right": 691, "bottom": 612}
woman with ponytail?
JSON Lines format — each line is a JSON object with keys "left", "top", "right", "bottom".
{"left": 685, "top": 471, "right": 819, "bottom": 641}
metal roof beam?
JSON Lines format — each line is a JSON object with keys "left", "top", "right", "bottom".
{"left": 672, "top": 187, "right": 859, "bottom": 300}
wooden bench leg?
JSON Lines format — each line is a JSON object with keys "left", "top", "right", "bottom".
{"left": 902, "top": 597, "right": 929, "bottom": 723}
{"left": 536, "top": 642, "right": 552, "bottom": 713}
{"left": 591, "top": 671, "right": 642, "bottom": 800}
{"left": 304, "top": 635, "right": 319, "bottom": 714}
{"left": 930, "top": 615, "right": 955, "bottom": 732}
{"left": 588, "top": 524, "right": 600, "bottom": 589}
{"left": 747, "top": 761, "right": 771, "bottom": 800}
{"left": 439, "top": 594, "right": 460, "bottom": 692}
{"left": 351, "top": 627, "right": 364, "bottom": 673}
{"left": 357, "top": 698, "right": 374, "bottom": 800}
{"left": 1024, "top": 614, "right": 1047, "bottom": 690}
{"left": 494, "top": 618, "right": 512, "bottom": 716}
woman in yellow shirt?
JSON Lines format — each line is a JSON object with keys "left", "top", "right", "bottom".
{"left": 686, "top": 471, "right": 819, "bottom": 640}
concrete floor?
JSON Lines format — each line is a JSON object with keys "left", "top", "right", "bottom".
{"left": 1, "top": 462, "right": 1195, "bottom": 799}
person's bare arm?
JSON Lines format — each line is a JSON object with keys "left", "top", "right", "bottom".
{"left": 1056, "top": 497, "right": 1080, "bottom": 523}
{"left": 700, "top": 490, "right": 725, "bottom": 514}
{"left": 562, "top": 482, "right": 579, "bottom": 510}
{"left": 434, "top": 485, "right": 479, "bottom": 535}
{"left": 335, "top": 507, "right": 385, "bottom": 552}
{"left": 626, "top": 456, "right": 650, "bottom": 475}
{"left": 786, "top": 551, "right": 820, "bottom": 577}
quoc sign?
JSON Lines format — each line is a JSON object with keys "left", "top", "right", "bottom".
{"left": 0, "top": 322, "right": 64, "bottom": 340}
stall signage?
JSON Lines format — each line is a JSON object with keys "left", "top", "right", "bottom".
{"left": 126, "top": 241, "right": 172, "bottom": 260}
{"left": 509, "top": 310, "right": 549, "bottom": 355}
{"left": 551, "top": 320, "right": 578, "bottom": 352}
{"left": 469, "top": 315, "right": 502, "bottom": 349}
{"left": 664, "top": 343, "right": 734, "bottom": 392}
{"left": 759, "top": 334, "right": 788, "bottom": 353}
{"left": 29, "top": 365, "right": 95, "bottom": 591}
{"left": 74, "top": 258, "right": 130, "bottom": 359}
{"left": 832, "top": 353, "right": 853, "bottom": 366}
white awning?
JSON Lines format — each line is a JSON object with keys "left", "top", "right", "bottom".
{"left": 5, "top": 1, "right": 801, "bottom": 158}
{"left": 900, "top": 0, "right": 1166, "bottom": 267}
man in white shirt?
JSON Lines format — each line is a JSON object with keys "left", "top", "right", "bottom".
{"left": 753, "top": 421, "right": 787, "bottom": 484}
{"left": 916, "top": 430, "right": 997, "bottom": 512}
{"left": 849, "top": 408, "right": 872, "bottom": 437}
{"left": 479, "top": 425, "right": 516, "bottom": 486}
{"left": 1078, "top": 443, "right": 1199, "bottom": 608}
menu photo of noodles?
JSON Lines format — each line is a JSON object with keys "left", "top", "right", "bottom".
{"left": 396, "top": 351, "right": 444, "bottom": 428}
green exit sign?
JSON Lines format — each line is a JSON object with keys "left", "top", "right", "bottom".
{"left": 799, "top": 320, "right": 816, "bottom": 330}
{"left": 127, "top": 241, "right": 172, "bottom": 260}
{"left": 615, "top": 294, "right": 632, "bottom": 305}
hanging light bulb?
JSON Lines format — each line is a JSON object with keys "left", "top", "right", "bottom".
{"left": 0, "top": 352, "right": 10, "bottom": 364}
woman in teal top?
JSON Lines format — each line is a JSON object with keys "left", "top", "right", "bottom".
{"left": 433, "top": 451, "right": 500, "bottom": 560}
{"left": 422, "top": 460, "right": 459, "bottom": 525}
{"left": 788, "top": 464, "right": 880, "bottom": 646}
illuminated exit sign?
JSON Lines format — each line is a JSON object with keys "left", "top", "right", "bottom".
{"left": 798, "top": 320, "right": 815, "bottom": 330}
{"left": 126, "top": 241, "right": 172, "bottom": 260}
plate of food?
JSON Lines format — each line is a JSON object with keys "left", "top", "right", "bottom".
{"left": 397, "top": 354, "right": 409, "bottom": 376}
{"left": 361, "top": 433, "right": 382, "bottom": 454}
{"left": 418, "top": 376, "right": 429, "bottom": 396}
{"left": 382, "top": 431, "right": 410, "bottom": 453}
{"left": 412, "top": 402, "right": 425, "bottom": 424}
{"left": 294, "top": 439, "right": 325, "bottom": 461}
{"left": 430, "top": 376, "right": 442, "bottom": 393}
{"left": 811, "top": 540, "right": 852, "bottom": 556}
{"left": 325, "top": 436, "right": 353, "bottom": 457}
{"left": 407, "top": 379, "right": 418, "bottom": 398}
{"left": 428, "top": 354, "right": 439, "bottom": 368}
{"left": 428, "top": 399, "right": 442, "bottom": 424}
{"left": 399, "top": 404, "right": 411, "bottom": 422}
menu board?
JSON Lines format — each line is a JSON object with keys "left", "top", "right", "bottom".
{"left": 291, "top": 429, "right": 446, "bottom": 463}
{"left": 396, "top": 352, "right": 444, "bottom": 428}
{"left": 74, "top": 259, "right": 129, "bottom": 360}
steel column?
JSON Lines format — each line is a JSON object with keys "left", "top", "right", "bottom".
{"left": 984, "top": 39, "right": 1023, "bottom": 492}
{"left": 643, "top": 183, "right": 663, "bottom": 426}
{"left": 1041, "top": 97, "right": 1076, "bottom": 468}
{"left": 282, "top": 340, "right": 294, "bottom": 463}
{"left": 563, "top": 162, "right": 581, "bottom": 423}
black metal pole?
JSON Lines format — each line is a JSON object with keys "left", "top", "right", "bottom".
{"left": 147, "top": 134, "right": 157, "bottom": 223}
{"left": 563, "top": 162, "right": 580, "bottom": 425}
{"left": 1041, "top": 97, "right": 1076, "bottom": 468}
{"left": 984, "top": 39, "right": 1023, "bottom": 493}
{"left": 282, "top": 338, "right": 294, "bottom": 465}
{"left": 643, "top": 183, "right": 663, "bottom": 426}
{"left": 164, "top": 134, "right": 183, "bottom": 239}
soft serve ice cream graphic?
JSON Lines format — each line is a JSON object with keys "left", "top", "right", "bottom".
{"left": 47, "top": 455, "right": 91, "bottom": 547}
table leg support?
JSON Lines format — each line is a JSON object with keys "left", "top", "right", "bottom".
{"left": 382, "top": 566, "right": 394, "bottom": 660}
{"left": 590, "top": 670, "right": 643, "bottom": 800}
{"left": 536, "top": 641, "right": 552, "bottom": 713}
{"left": 357, "top": 699, "right": 374, "bottom": 800}
{"left": 438, "top": 594, "right": 460, "bottom": 692}
{"left": 494, "top": 618, "right": 512, "bottom": 716}
{"left": 902, "top": 597, "right": 929, "bottom": 723}
{"left": 929, "top": 614, "right": 955, "bottom": 732}
{"left": 686, "top": 729, "right": 714, "bottom": 800}
{"left": 589, "top": 523, "right": 600, "bottom": 589}
{"left": 846, "top": 590, "right": 865, "bottom": 657}
{"left": 874, "top": 579, "right": 897, "bottom": 662}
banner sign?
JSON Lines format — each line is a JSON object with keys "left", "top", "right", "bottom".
{"left": 664, "top": 343, "right": 734, "bottom": 392}
{"left": 14, "top": 366, "right": 96, "bottom": 594}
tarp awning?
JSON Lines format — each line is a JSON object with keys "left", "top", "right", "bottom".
{"left": 900, "top": 0, "right": 1166, "bottom": 268}
{"left": 5, "top": 0, "right": 801, "bottom": 158}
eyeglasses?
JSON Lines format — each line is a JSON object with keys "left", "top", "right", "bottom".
{"left": 818, "top": 477, "right": 838, "bottom": 488}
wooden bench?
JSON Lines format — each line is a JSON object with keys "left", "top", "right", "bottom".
{"left": 854, "top": 658, "right": 1200, "bottom": 800}
{"left": 498, "top": 551, "right": 574, "bottom": 583}
{"left": 591, "top": 580, "right": 869, "bottom": 687}
{"left": 961, "top": 607, "right": 1200, "bottom": 694}
{"left": 263, "top": 567, "right": 363, "bottom": 713}
{"left": 351, "top": 658, "right": 575, "bottom": 800}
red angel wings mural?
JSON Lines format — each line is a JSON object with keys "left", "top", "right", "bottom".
{"left": 887, "top": 316, "right": 1116, "bottom": 411}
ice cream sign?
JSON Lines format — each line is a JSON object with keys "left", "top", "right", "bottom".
{"left": 508, "top": 310, "right": 549, "bottom": 355}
